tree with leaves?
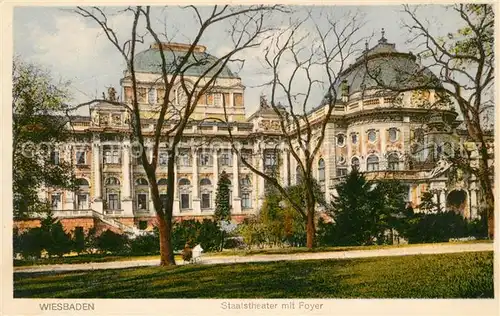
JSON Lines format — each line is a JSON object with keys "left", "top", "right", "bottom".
{"left": 75, "top": 5, "right": 282, "bottom": 265}
{"left": 214, "top": 171, "right": 232, "bottom": 222}
{"left": 12, "top": 59, "right": 77, "bottom": 218}
{"left": 327, "top": 170, "right": 408, "bottom": 246}
{"left": 365, "top": 4, "right": 494, "bottom": 238}
{"left": 222, "top": 9, "right": 364, "bottom": 248}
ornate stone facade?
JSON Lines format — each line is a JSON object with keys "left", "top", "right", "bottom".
{"left": 21, "top": 41, "right": 493, "bottom": 233}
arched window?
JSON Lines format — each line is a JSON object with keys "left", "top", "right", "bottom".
{"left": 157, "top": 178, "right": 168, "bottom": 185}
{"left": 135, "top": 178, "right": 148, "bottom": 186}
{"left": 318, "top": 158, "right": 325, "bottom": 182}
{"left": 75, "top": 178, "right": 90, "bottom": 210}
{"left": 76, "top": 178, "right": 89, "bottom": 186}
{"left": 199, "top": 178, "right": 212, "bottom": 209}
{"left": 200, "top": 178, "right": 212, "bottom": 186}
{"left": 105, "top": 177, "right": 121, "bottom": 210}
{"left": 388, "top": 153, "right": 400, "bottom": 171}
{"left": 351, "top": 157, "right": 360, "bottom": 171}
{"left": 336, "top": 134, "right": 346, "bottom": 147}
{"left": 105, "top": 177, "right": 120, "bottom": 185}
{"left": 367, "top": 155, "right": 379, "bottom": 171}
{"left": 178, "top": 178, "right": 191, "bottom": 210}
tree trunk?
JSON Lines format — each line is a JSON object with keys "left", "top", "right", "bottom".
{"left": 156, "top": 213, "right": 176, "bottom": 266}
{"left": 306, "top": 206, "right": 315, "bottom": 249}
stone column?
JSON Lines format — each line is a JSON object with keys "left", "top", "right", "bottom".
{"left": 257, "top": 148, "right": 265, "bottom": 208}
{"left": 121, "top": 140, "right": 134, "bottom": 217}
{"left": 173, "top": 159, "right": 180, "bottom": 215}
{"left": 232, "top": 150, "right": 241, "bottom": 214}
{"left": 63, "top": 145, "right": 75, "bottom": 210}
{"left": 92, "top": 138, "right": 103, "bottom": 214}
{"left": 213, "top": 148, "right": 219, "bottom": 179}
{"left": 380, "top": 128, "right": 387, "bottom": 169}
{"left": 282, "top": 149, "right": 289, "bottom": 187}
{"left": 439, "top": 190, "right": 447, "bottom": 212}
{"left": 192, "top": 148, "right": 201, "bottom": 214}
{"left": 470, "top": 189, "right": 478, "bottom": 219}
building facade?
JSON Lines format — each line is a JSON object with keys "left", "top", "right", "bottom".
{"left": 17, "top": 37, "right": 493, "bottom": 234}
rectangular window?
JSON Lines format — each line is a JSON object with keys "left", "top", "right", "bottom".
{"left": 76, "top": 151, "right": 86, "bottom": 165}
{"left": 148, "top": 88, "right": 156, "bottom": 104}
{"left": 223, "top": 93, "right": 230, "bottom": 106}
{"left": 137, "top": 88, "right": 147, "bottom": 103}
{"left": 214, "top": 93, "right": 222, "bottom": 106}
{"left": 112, "top": 151, "right": 120, "bottom": 163}
{"left": 157, "top": 88, "right": 165, "bottom": 104}
{"left": 137, "top": 193, "right": 147, "bottom": 210}
{"left": 199, "top": 153, "right": 211, "bottom": 166}
{"left": 201, "top": 193, "right": 211, "bottom": 209}
{"left": 336, "top": 168, "right": 347, "bottom": 177}
{"left": 241, "top": 192, "right": 251, "bottom": 208}
{"left": 219, "top": 152, "right": 231, "bottom": 166}
{"left": 206, "top": 93, "right": 214, "bottom": 105}
{"left": 179, "top": 153, "right": 191, "bottom": 166}
{"left": 104, "top": 150, "right": 112, "bottom": 164}
{"left": 159, "top": 152, "right": 168, "bottom": 165}
{"left": 138, "top": 221, "right": 148, "bottom": 230}
{"left": 264, "top": 152, "right": 277, "bottom": 169}
{"left": 180, "top": 193, "right": 190, "bottom": 209}
{"left": 51, "top": 151, "right": 59, "bottom": 165}
{"left": 124, "top": 87, "right": 134, "bottom": 103}
{"left": 160, "top": 194, "right": 168, "bottom": 211}
{"left": 77, "top": 194, "right": 88, "bottom": 210}
{"left": 233, "top": 93, "right": 243, "bottom": 106}
{"left": 108, "top": 193, "right": 119, "bottom": 210}
{"left": 51, "top": 194, "right": 60, "bottom": 209}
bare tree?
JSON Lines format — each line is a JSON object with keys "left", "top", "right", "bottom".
{"left": 75, "top": 5, "right": 282, "bottom": 265}
{"left": 220, "top": 10, "right": 364, "bottom": 248}
{"left": 363, "top": 4, "right": 494, "bottom": 238}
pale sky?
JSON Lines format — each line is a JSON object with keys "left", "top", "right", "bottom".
{"left": 13, "top": 4, "right": 463, "bottom": 117}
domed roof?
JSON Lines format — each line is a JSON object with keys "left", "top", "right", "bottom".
{"left": 330, "top": 30, "right": 441, "bottom": 101}
{"left": 132, "top": 42, "right": 237, "bottom": 78}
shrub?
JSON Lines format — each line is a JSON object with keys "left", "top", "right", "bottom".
{"left": 129, "top": 232, "right": 159, "bottom": 255}
{"left": 400, "top": 211, "right": 470, "bottom": 243}
{"left": 171, "top": 219, "right": 224, "bottom": 252}
{"left": 198, "top": 219, "right": 222, "bottom": 252}
{"left": 17, "top": 228, "right": 45, "bottom": 259}
{"left": 95, "top": 230, "right": 129, "bottom": 254}
{"left": 45, "top": 221, "right": 73, "bottom": 257}
{"left": 72, "top": 227, "right": 85, "bottom": 254}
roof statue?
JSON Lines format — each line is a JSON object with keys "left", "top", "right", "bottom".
{"left": 107, "top": 87, "right": 117, "bottom": 102}
{"left": 379, "top": 28, "right": 387, "bottom": 44}
{"left": 260, "top": 94, "right": 269, "bottom": 109}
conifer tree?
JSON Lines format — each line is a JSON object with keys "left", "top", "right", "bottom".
{"left": 214, "top": 171, "right": 232, "bottom": 222}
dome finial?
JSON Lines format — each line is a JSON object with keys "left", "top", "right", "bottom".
{"left": 379, "top": 28, "right": 387, "bottom": 43}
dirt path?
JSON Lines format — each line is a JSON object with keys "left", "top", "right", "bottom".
{"left": 14, "top": 242, "right": 493, "bottom": 274}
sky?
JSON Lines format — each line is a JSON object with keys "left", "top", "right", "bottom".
{"left": 13, "top": 4, "right": 464, "bottom": 117}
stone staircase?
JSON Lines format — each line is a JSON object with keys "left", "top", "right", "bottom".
{"left": 91, "top": 211, "right": 147, "bottom": 238}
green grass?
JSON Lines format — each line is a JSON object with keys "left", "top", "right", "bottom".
{"left": 209, "top": 239, "right": 493, "bottom": 257}
{"left": 14, "top": 251, "right": 493, "bottom": 298}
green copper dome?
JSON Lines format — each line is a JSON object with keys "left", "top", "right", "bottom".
{"left": 132, "top": 43, "right": 238, "bottom": 78}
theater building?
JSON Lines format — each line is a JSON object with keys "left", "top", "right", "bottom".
{"left": 15, "top": 35, "right": 493, "bottom": 235}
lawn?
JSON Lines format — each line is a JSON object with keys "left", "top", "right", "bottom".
{"left": 14, "top": 251, "right": 493, "bottom": 298}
